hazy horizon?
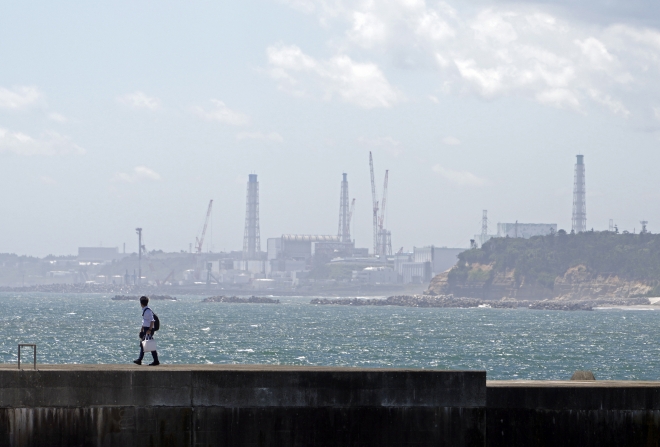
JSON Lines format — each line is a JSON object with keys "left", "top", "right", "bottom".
{"left": 2, "top": 0, "right": 660, "bottom": 257}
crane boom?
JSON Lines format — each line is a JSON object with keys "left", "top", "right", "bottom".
{"left": 369, "top": 152, "right": 379, "bottom": 256}
{"left": 196, "top": 200, "right": 214, "bottom": 254}
{"left": 379, "top": 170, "right": 389, "bottom": 230}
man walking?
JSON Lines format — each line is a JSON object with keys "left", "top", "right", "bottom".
{"left": 133, "top": 296, "right": 160, "bottom": 366}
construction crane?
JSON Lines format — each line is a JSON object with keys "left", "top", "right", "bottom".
{"left": 347, "top": 198, "right": 356, "bottom": 239}
{"left": 369, "top": 152, "right": 379, "bottom": 256}
{"left": 378, "top": 170, "right": 389, "bottom": 231}
{"left": 195, "top": 200, "right": 213, "bottom": 254}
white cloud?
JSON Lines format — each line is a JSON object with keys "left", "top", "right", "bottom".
{"left": 280, "top": 1, "right": 660, "bottom": 121}
{"left": 113, "top": 166, "right": 162, "bottom": 183}
{"left": 267, "top": 44, "right": 403, "bottom": 108}
{"left": 575, "top": 37, "right": 614, "bottom": 69}
{"left": 117, "top": 91, "right": 161, "bottom": 110}
{"left": 0, "top": 128, "right": 85, "bottom": 156}
{"left": 236, "top": 131, "right": 284, "bottom": 142}
{"left": 48, "top": 112, "right": 68, "bottom": 123}
{"left": 535, "top": 88, "right": 580, "bottom": 110}
{"left": 40, "top": 176, "right": 56, "bottom": 185}
{"left": 587, "top": 89, "right": 629, "bottom": 117}
{"left": 442, "top": 136, "right": 461, "bottom": 146}
{"left": 0, "top": 86, "right": 41, "bottom": 109}
{"left": 192, "top": 100, "right": 250, "bottom": 126}
{"left": 432, "top": 164, "right": 485, "bottom": 186}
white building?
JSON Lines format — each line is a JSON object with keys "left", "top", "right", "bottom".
{"left": 394, "top": 246, "right": 464, "bottom": 284}
{"left": 497, "top": 223, "right": 557, "bottom": 239}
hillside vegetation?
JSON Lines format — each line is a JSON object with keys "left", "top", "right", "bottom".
{"left": 448, "top": 230, "right": 660, "bottom": 292}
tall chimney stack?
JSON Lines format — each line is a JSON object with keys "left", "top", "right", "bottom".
{"left": 338, "top": 173, "right": 350, "bottom": 243}
{"left": 572, "top": 155, "right": 586, "bottom": 233}
{"left": 243, "top": 174, "right": 261, "bottom": 260}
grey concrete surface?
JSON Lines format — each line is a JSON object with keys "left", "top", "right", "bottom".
{"left": 487, "top": 380, "right": 660, "bottom": 447}
{"left": 0, "top": 365, "right": 486, "bottom": 447}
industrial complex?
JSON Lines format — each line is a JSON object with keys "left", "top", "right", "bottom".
{"left": 0, "top": 153, "right": 623, "bottom": 291}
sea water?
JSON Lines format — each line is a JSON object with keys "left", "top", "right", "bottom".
{"left": 1, "top": 292, "right": 659, "bottom": 380}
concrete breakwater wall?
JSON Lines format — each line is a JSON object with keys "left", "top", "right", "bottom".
{"left": 2, "top": 365, "right": 660, "bottom": 447}
{"left": 0, "top": 365, "right": 485, "bottom": 447}
{"left": 488, "top": 380, "right": 660, "bottom": 447}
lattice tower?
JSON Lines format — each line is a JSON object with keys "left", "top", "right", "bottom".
{"left": 338, "top": 173, "right": 350, "bottom": 243}
{"left": 572, "top": 155, "right": 586, "bottom": 233}
{"left": 243, "top": 174, "right": 261, "bottom": 260}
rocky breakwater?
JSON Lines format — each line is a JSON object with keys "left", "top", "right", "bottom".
{"left": 202, "top": 295, "right": 280, "bottom": 304}
{"left": 311, "top": 295, "right": 650, "bottom": 311}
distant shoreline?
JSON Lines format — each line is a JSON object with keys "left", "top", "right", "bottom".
{"left": 0, "top": 283, "right": 426, "bottom": 297}
{"left": 310, "top": 295, "right": 653, "bottom": 311}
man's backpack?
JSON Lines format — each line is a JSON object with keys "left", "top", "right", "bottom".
{"left": 143, "top": 307, "right": 160, "bottom": 332}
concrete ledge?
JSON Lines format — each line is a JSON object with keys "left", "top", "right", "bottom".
{"left": 0, "top": 365, "right": 484, "bottom": 409}
{"left": 487, "top": 380, "right": 660, "bottom": 447}
{"left": 488, "top": 380, "right": 660, "bottom": 410}
{"left": 0, "top": 365, "right": 486, "bottom": 447}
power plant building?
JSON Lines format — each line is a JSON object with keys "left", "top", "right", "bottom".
{"left": 395, "top": 246, "right": 464, "bottom": 284}
{"left": 267, "top": 235, "right": 354, "bottom": 261}
{"left": 497, "top": 223, "right": 557, "bottom": 239}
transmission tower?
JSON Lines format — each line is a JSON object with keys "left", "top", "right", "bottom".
{"left": 572, "top": 155, "right": 586, "bottom": 233}
{"left": 378, "top": 170, "right": 392, "bottom": 257}
{"left": 135, "top": 228, "right": 143, "bottom": 285}
{"left": 369, "top": 152, "right": 379, "bottom": 256}
{"left": 481, "top": 210, "right": 488, "bottom": 246}
{"left": 337, "top": 173, "right": 351, "bottom": 243}
{"left": 243, "top": 174, "right": 261, "bottom": 260}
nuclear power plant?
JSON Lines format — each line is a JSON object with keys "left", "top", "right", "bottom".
{"left": 44, "top": 152, "right": 622, "bottom": 291}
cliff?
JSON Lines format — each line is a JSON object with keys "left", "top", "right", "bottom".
{"left": 427, "top": 231, "right": 660, "bottom": 300}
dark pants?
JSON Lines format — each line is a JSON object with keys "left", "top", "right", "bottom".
{"left": 138, "top": 327, "right": 159, "bottom": 362}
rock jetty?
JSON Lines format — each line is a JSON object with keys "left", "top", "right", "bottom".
{"left": 310, "top": 295, "right": 650, "bottom": 311}
{"left": 112, "top": 295, "right": 177, "bottom": 301}
{"left": 202, "top": 295, "right": 280, "bottom": 304}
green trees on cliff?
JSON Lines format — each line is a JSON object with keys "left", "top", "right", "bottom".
{"left": 448, "top": 231, "right": 660, "bottom": 290}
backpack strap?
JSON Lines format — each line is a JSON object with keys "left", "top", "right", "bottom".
{"left": 142, "top": 307, "right": 151, "bottom": 316}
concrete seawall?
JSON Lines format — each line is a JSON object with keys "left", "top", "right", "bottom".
{"left": 487, "top": 380, "right": 660, "bottom": 447}
{"left": 3, "top": 365, "right": 660, "bottom": 446}
{"left": 0, "top": 365, "right": 485, "bottom": 447}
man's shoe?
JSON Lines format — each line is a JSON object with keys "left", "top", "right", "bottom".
{"left": 133, "top": 359, "right": 142, "bottom": 365}
{"left": 148, "top": 361, "right": 160, "bottom": 366}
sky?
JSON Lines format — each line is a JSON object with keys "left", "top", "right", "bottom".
{"left": 2, "top": 0, "right": 660, "bottom": 256}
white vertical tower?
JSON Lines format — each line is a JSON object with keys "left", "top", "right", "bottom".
{"left": 572, "top": 155, "right": 586, "bottom": 233}
{"left": 243, "top": 174, "right": 261, "bottom": 260}
{"left": 338, "top": 173, "right": 350, "bottom": 243}
{"left": 481, "top": 210, "right": 488, "bottom": 246}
